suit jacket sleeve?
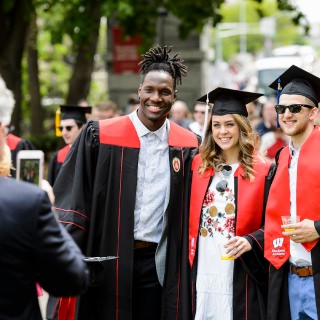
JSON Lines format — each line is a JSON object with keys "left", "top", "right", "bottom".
{"left": 34, "top": 189, "right": 89, "bottom": 296}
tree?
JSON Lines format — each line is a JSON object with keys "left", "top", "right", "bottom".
{"left": 0, "top": 0, "right": 309, "bottom": 136}
{"left": 0, "top": 1, "right": 34, "bottom": 135}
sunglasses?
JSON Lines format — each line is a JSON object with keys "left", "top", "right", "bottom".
{"left": 194, "top": 110, "right": 205, "bottom": 114}
{"left": 216, "top": 165, "right": 232, "bottom": 193}
{"left": 58, "top": 125, "right": 75, "bottom": 132}
{"left": 274, "top": 104, "right": 314, "bottom": 114}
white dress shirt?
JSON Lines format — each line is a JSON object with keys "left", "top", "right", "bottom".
{"left": 288, "top": 141, "right": 312, "bottom": 266}
{"left": 129, "top": 111, "right": 170, "bottom": 244}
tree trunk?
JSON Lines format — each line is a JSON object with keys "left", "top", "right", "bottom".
{"left": 0, "top": 1, "right": 32, "bottom": 135}
{"left": 27, "top": 11, "right": 44, "bottom": 136}
{"left": 66, "top": 3, "right": 102, "bottom": 104}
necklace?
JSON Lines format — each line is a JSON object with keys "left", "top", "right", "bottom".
{"left": 215, "top": 164, "right": 232, "bottom": 193}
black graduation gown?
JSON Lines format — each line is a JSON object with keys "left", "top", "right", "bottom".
{"left": 53, "top": 116, "right": 199, "bottom": 320}
{"left": 47, "top": 145, "right": 70, "bottom": 186}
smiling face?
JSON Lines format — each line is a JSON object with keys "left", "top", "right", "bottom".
{"left": 211, "top": 114, "right": 240, "bottom": 158}
{"left": 137, "top": 70, "right": 176, "bottom": 131}
{"left": 278, "top": 94, "right": 318, "bottom": 147}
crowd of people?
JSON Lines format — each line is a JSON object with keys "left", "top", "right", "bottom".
{"left": 1, "top": 44, "right": 320, "bottom": 320}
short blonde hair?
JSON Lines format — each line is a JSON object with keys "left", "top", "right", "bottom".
{"left": 0, "top": 76, "right": 15, "bottom": 126}
{"left": 0, "top": 144, "right": 12, "bottom": 176}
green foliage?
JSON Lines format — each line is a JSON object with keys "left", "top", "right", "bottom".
{"left": 213, "top": 0, "right": 309, "bottom": 62}
{"left": 167, "top": 0, "right": 224, "bottom": 38}
{"left": 29, "top": 131, "right": 60, "bottom": 160}
{"left": 2, "top": 0, "right": 310, "bottom": 139}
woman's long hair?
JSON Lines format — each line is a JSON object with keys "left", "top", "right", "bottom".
{"left": 199, "top": 114, "right": 259, "bottom": 181}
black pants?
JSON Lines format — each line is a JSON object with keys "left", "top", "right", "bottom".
{"left": 133, "top": 244, "right": 162, "bottom": 320}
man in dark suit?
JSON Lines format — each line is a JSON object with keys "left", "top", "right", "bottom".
{"left": 0, "top": 122, "right": 89, "bottom": 320}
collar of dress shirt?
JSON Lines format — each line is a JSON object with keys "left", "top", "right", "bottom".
{"left": 129, "top": 109, "right": 170, "bottom": 141}
{"left": 289, "top": 140, "right": 299, "bottom": 157}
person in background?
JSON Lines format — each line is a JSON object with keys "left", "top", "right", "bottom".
{"left": 78, "top": 98, "right": 92, "bottom": 120}
{"left": 91, "top": 100, "right": 118, "bottom": 120}
{"left": 259, "top": 125, "right": 288, "bottom": 162}
{"left": 52, "top": 45, "right": 199, "bottom": 320}
{"left": 47, "top": 105, "right": 91, "bottom": 186}
{"left": 125, "top": 94, "right": 140, "bottom": 114}
{"left": 264, "top": 65, "right": 320, "bottom": 320}
{"left": 0, "top": 75, "right": 35, "bottom": 177}
{"left": 0, "top": 121, "right": 89, "bottom": 320}
{"left": 189, "top": 102, "right": 206, "bottom": 136}
{"left": 254, "top": 96, "right": 278, "bottom": 138}
{"left": 170, "top": 99, "right": 192, "bottom": 129}
{"left": 185, "top": 87, "right": 272, "bottom": 320}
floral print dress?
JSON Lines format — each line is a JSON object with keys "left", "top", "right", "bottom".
{"left": 195, "top": 163, "right": 239, "bottom": 320}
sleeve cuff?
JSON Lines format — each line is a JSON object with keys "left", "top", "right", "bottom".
{"left": 314, "top": 220, "right": 320, "bottom": 236}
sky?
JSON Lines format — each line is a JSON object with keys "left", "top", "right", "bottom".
{"left": 294, "top": 0, "right": 320, "bottom": 23}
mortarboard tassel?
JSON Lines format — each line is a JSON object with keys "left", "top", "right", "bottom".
{"left": 55, "top": 107, "right": 62, "bottom": 137}
{"left": 276, "top": 78, "right": 282, "bottom": 128}
{"left": 201, "top": 92, "right": 210, "bottom": 145}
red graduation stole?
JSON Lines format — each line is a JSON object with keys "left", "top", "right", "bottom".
{"left": 58, "top": 297, "right": 76, "bottom": 320}
{"left": 189, "top": 154, "right": 270, "bottom": 267}
{"left": 5, "top": 133, "right": 21, "bottom": 150}
{"left": 57, "top": 145, "right": 71, "bottom": 163}
{"left": 264, "top": 126, "right": 320, "bottom": 269}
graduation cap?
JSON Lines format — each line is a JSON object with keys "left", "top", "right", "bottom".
{"left": 55, "top": 105, "right": 92, "bottom": 137}
{"left": 60, "top": 105, "right": 92, "bottom": 122}
{"left": 197, "top": 87, "right": 262, "bottom": 117}
{"left": 269, "top": 65, "right": 320, "bottom": 106}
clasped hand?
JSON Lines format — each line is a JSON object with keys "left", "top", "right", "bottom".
{"left": 224, "top": 236, "right": 252, "bottom": 259}
{"left": 282, "top": 219, "right": 320, "bottom": 243}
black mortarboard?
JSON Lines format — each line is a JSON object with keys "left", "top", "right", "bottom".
{"left": 60, "top": 105, "right": 92, "bottom": 123}
{"left": 197, "top": 87, "right": 262, "bottom": 117}
{"left": 269, "top": 65, "right": 320, "bottom": 106}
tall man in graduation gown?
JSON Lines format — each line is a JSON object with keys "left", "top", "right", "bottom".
{"left": 47, "top": 105, "right": 91, "bottom": 186}
{"left": 53, "top": 45, "right": 199, "bottom": 320}
{"left": 264, "top": 65, "right": 320, "bottom": 319}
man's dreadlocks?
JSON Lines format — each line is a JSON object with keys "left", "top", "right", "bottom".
{"left": 139, "top": 45, "right": 187, "bottom": 89}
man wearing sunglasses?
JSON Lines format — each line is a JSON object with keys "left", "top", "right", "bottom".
{"left": 264, "top": 65, "right": 320, "bottom": 320}
{"left": 47, "top": 105, "right": 91, "bottom": 187}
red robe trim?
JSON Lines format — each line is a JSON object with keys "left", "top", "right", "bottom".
{"left": 264, "top": 126, "right": 320, "bottom": 269}
{"left": 6, "top": 133, "right": 21, "bottom": 150}
{"left": 57, "top": 145, "right": 71, "bottom": 163}
{"left": 189, "top": 154, "right": 270, "bottom": 267}
{"left": 58, "top": 297, "right": 76, "bottom": 320}
{"left": 99, "top": 116, "right": 198, "bottom": 148}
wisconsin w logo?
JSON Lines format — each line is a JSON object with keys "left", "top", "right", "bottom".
{"left": 273, "top": 237, "right": 284, "bottom": 248}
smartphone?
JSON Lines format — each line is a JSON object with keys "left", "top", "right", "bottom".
{"left": 16, "top": 150, "right": 44, "bottom": 186}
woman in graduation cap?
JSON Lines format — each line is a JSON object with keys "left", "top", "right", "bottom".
{"left": 185, "top": 87, "right": 273, "bottom": 320}
{"left": 47, "top": 105, "right": 91, "bottom": 187}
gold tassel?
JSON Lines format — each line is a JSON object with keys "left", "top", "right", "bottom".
{"left": 55, "top": 107, "right": 62, "bottom": 137}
